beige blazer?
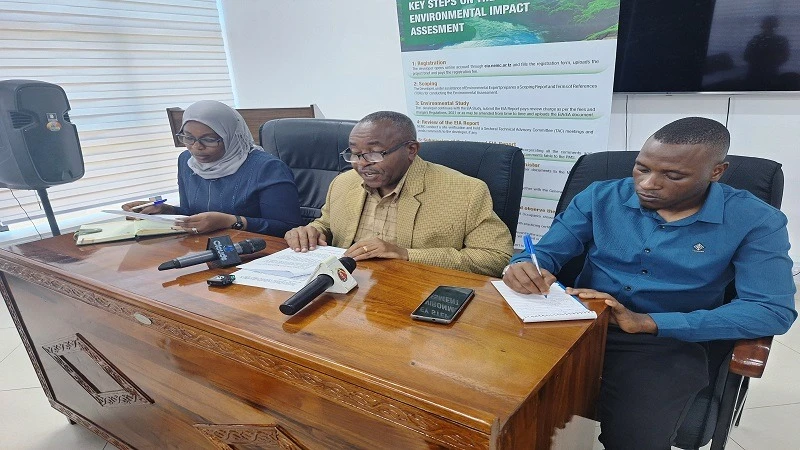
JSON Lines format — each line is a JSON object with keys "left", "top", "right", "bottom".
{"left": 310, "top": 157, "right": 513, "bottom": 277}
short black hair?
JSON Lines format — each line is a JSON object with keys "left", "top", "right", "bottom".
{"left": 359, "top": 111, "right": 417, "bottom": 140}
{"left": 651, "top": 117, "right": 730, "bottom": 160}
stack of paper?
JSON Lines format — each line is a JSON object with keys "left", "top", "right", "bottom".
{"left": 234, "top": 246, "right": 347, "bottom": 292}
{"left": 491, "top": 281, "right": 597, "bottom": 323}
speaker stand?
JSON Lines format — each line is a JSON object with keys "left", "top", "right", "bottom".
{"left": 36, "top": 188, "right": 60, "bottom": 236}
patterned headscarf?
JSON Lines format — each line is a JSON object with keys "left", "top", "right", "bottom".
{"left": 181, "top": 100, "right": 261, "bottom": 179}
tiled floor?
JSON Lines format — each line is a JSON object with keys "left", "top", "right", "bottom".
{"left": 1, "top": 297, "right": 798, "bottom": 449}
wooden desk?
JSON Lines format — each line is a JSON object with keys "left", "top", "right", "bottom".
{"left": 0, "top": 232, "right": 608, "bottom": 449}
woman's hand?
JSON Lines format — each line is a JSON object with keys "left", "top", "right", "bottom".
{"left": 178, "top": 212, "right": 236, "bottom": 235}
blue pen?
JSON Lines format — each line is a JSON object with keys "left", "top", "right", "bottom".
{"left": 131, "top": 198, "right": 167, "bottom": 211}
{"left": 523, "top": 234, "right": 548, "bottom": 297}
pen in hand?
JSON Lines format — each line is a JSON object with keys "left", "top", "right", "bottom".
{"left": 130, "top": 199, "right": 167, "bottom": 212}
{"left": 523, "top": 234, "right": 548, "bottom": 298}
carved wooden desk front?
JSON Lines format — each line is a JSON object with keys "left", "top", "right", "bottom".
{"left": 0, "top": 232, "right": 608, "bottom": 449}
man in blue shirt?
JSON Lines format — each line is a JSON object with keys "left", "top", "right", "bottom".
{"left": 503, "top": 117, "right": 796, "bottom": 449}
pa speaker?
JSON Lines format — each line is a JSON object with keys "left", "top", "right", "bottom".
{"left": 0, "top": 80, "right": 84, "bottom": 189}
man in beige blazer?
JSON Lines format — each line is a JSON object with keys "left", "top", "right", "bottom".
{"left": 284, "top": 111, "right": 513, "bottom": 277}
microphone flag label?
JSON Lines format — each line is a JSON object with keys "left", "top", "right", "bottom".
{"left": 337, "top": 268, "right": 348, "bottom": 282}
{"left": 206, "top": 235, "right": 242, "bottom": 268}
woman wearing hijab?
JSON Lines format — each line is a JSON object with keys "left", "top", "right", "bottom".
{"left": 123, "top": 100, "right": 302, "bottom": 237}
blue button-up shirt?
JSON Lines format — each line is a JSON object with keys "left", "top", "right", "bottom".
{"left": 511, "top": 178, "right": 796, "bottom": 342}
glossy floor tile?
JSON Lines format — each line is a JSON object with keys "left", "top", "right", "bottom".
{"left": 0, "top": 300, "right": 14, "bottom": 329}
{"left": 0, "top": 388, "right": 107, "bottom": 450}
{"left": 0, "top": 327, "right": 21, "bottom": 362}
{"left": 729, "top": 402, "right": 800, "bottom": 450}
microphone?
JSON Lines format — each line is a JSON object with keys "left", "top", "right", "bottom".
{"left": 158, "top": 238, "right": 266, "bottom": 270}
{"left": 280, "top": 256, "right": 357, "bottom": 315}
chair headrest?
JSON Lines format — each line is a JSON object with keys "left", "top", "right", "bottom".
{"left": 260, "top": 118, "right": 356, "bottom": 172}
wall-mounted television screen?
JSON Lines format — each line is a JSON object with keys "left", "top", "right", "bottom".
{"left": 614, "top": 0, "right": 800, "bottom": 93}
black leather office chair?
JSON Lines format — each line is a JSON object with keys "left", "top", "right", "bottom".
{"left": 419, "top": 141, "right": 525, "bottom": 236}
{"left": 260, "top": 118, "right": 355, "bottom": 224}
{"left": 555, "top": 151, "right": 784, "bottom": 450}
{"left": 262, "top": 118, "right": 525, "bottom": 236}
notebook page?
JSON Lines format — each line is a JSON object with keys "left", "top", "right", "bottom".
{"left": 491, "top": 281, "right": 597, "bottom": 323}
{"left": 74, "top": 222, "right": 136, "bottom": 245}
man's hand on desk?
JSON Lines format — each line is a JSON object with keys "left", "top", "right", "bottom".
{"left": 285, "top": 225, "right": 328, "bottom": 252}
{"left": 345, "top": 237, "right": 409, "bottom": 262}
{"left": 502, "top": 262, "right": 556, "bottom": 295}
{"left": 567, "top": 288, "right": 658, "bottom": 335}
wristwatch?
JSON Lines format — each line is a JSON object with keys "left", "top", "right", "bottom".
{"left": 231, "top": 215, "right": 244, "bottom": 230}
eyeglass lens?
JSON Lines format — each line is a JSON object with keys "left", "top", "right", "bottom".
{"left": 178, "top": 134, "right": 221, "bottom": 147}
{"left": 341, "top": 140, "right": 411, "bottom": 163}
{"left": 342, "top": 150, "right": 382, "bottom": 163}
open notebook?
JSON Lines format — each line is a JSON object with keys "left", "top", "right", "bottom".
{"left": 74, "top": 219, "right": 186, "bottom": 245}
{"left": 491, "top": 281, "right": 597, "bottom": 323}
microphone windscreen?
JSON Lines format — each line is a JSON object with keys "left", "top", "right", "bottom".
{"left": 158, "top": 260, "right": 177, "bottom": 271}
{"left": 239, "top": 238, "right": 267, "bottom": 254}
{"left": 339, "top": 256, "right": 357, "bottom": 273}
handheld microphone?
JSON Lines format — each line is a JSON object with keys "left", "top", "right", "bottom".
{"left": 280, "top": 256, "right": 357, "bottom": 315}
{"left": 157, "top": 238, "right": 266, "bottom": 270}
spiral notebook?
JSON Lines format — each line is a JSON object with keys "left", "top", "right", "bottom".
{"left": 491, "top": 281, "right": 597, "bottom": 323}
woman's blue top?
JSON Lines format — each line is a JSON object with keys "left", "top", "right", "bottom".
{"left": 174, "top": 150, "right": 302, "bottom": 237}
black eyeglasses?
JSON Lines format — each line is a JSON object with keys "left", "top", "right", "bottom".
{"left": 176, "top": 133, "right": 223, "bottom": 148}
{"left": 340, "top": 140, "right": 415, "bottom": 163}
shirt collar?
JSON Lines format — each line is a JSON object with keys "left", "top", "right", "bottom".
{"left": 622, "top": 181, "right": 725, "bottom": 224}
{"left": 694, "top": 182, "right": 724, "bottom": 224}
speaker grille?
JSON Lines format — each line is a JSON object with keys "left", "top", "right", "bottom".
{"left": 9, "top": 111, "right": 34, "bottom": 128}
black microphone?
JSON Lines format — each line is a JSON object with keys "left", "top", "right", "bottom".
{"left": 280, "top": 257, "right": 357, "bottom": 315}
{"left": 158, "top": 238, "right": 266, "bottom": 270}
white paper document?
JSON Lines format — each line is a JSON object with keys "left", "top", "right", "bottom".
{"left": 234, "top": 246, "right": 347, "bottom": 292}
{"left": 232, "top": 270, "right": 312, "bottom": 293}
{"left": 101, "top": 210, "right": 188, "bottom": 224}
{"left": 491, "top": 281, "right": 597, "bottom": 323}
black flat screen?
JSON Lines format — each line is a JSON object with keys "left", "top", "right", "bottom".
{"left": 615, "top": 0, "right": 800, "bottom": 92}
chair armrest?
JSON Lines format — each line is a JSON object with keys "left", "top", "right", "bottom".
{"left": 729, "top": 336, "right": 773, "bottom": 378}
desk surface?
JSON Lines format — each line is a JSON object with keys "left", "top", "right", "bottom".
{"left": 0, "top": 231, "right": 607, "bottom": 449}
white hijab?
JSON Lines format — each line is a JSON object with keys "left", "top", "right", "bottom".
{"left": 181, "top": 100, "right": 262, "bottom": 179}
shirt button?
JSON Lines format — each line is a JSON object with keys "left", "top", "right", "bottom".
{"left": 659, "top": 225, "right": 666, "bottom": 229}
{"left": 644, "top": 248, "right": 651, "bottom": 253}
{"left": 641, "top": 269, "right": 648, "bottom": 274}
{"left": 624, "top": 286, "right": 632, "bottom": 291}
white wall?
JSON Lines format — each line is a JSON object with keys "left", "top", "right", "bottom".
{"left": 219, "top": 0, "right": 406, "bottom": 120}
{"left": 221, "top": 0, "right": 800, "bottom": 263}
